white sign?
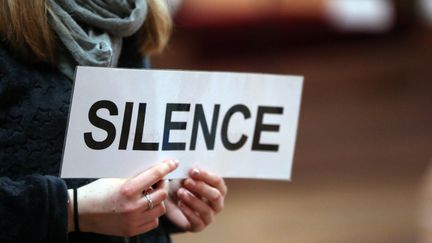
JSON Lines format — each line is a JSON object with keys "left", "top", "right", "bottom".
{"left": 61, "top": 67, "right": 303, "bottom": 180}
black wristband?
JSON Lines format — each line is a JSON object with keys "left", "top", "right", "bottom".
{"left": 73, "top": 188, "right": 80, "bottom": 232}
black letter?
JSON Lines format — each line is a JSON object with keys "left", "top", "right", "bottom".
{"left": 162, "top": 103, "right": 190, "bottom": 150}
{"left": 84, "top": 100, "right": 118, "bottom": 150}
{"left": 118, "top": 102, "right": 133, "bottom": 150}
{"left": 133, "top": 103, "right": 159, "bottom": 150}
{"left": 190, "top": 104, "right": 220, "bottom": 150}
{"left": 252, "top": 106, "right": 283, "bottom": 152}
{"left": 221, "top": 104, "right": 250, "bottom": 150}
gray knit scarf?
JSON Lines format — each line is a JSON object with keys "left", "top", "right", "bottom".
{"left": 47, "top": 0, "right": 148, "bottom": 79}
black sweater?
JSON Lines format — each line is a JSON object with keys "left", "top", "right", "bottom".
{"left": 0, "top": 42, "right": 174, "bottom": 243}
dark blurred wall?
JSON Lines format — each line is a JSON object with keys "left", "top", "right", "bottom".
{"left": 155, "top": 1, "right": 432, "bottom": 241}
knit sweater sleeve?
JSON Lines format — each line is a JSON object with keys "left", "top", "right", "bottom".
{"left": 0, "top": 175, "right": 69, "bottom": 243}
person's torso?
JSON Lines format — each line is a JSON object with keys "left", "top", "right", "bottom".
{"left": 0, "top": 42, "right": 172, "bottom": 243}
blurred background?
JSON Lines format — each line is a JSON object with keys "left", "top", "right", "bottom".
{"left": 152, "top": 0, "right": 432, "bottom": 242}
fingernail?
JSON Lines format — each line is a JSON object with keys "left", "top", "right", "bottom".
{"left": 178, "top": 188, "right": 186, "bottom": 196}
{"left": 192, "top": 168, "right": 200, "bottom": 176}
{"left": 185, "top": 190, "right": 193, "bottom": 197}
{"left": 179, "top": 188, "right": 191, "bottom": 199}
{"left": 178, "top": 201, "right": 184, "bottom": 208}
{"left": 185, "top": 178, "right": 194, "bottom": 187}
{"left": 170, "top": 159, "right": 179, "bottom": 167}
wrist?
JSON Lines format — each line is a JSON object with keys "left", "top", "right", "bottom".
{"left": 76, "top": 187, "right": 93, "bottom": 233}
{"left": 67, "top": 189, "right": 75, "bottom": 232}
{"left": 68, "top": 188, "right": 91, "bottom": 233}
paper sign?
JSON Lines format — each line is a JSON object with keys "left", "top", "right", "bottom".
{"left": 61, "top": 67, "right": 303, "bottom": 180}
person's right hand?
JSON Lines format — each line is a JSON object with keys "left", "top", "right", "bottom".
{"left": 68, "top": 159, "right": 178, "bottom": 237}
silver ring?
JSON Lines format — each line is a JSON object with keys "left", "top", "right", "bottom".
{"left": 144, "top": 192, "right": 154, "bottom": 210}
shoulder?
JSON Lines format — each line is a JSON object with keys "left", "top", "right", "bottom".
{"left": 0, "top": 43, "right": 69, "bottom": 89}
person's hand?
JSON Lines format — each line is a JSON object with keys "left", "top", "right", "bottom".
{"left": 68, "top": 159, "right": 178, "bottom": 237}
{"left": 165, "top": 168, "right": 227, "bottom": 232}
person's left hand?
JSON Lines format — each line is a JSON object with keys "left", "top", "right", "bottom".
{"left": 165, "top": 168, "right": 227, "bottom": 232}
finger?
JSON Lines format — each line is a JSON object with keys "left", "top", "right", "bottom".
{"left": 123, "top": 160, "right": 178, "bottom": 196}
{"left": 123, "top": 218, "right": 159, "bottom": 237}
{"left": 178, "top": 188, "right": 214, "bottom": 225}
{"left": 155, "top": 179, "right": 169, "bottom": 191}
{"left": 183, "top": 178, "right": 224, "bottom": 213}
{"left": 138, "top": 203, "right": 166, "bottom": 224}
{"left": 167, "top": 179, "right": 183, "bottom": 200}
{"left": 177, "top": 200, "right": 205, "bottom": 232}
{"left": 164, "top": 198, "right": 191, "bottom": 230}
{"left": 134, "top": 219, "right": 159, "bottom": 236}
{"left": 137, "top": 186, "right": 168, "bottom": 211}
{"left": 190, "top": 169, "right": 227, "bottom": 196}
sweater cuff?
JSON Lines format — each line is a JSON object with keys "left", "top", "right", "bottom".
{"left": 46, "top": 176, "right": 69, "bottom": 242}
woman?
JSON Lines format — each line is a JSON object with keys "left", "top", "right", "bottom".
{"left": 0, "top": 0, "right": 227, "bottom": 242}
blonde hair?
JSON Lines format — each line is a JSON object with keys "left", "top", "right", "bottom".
{"left": 0, "top": 0, "right": 172, "bottom": 64}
